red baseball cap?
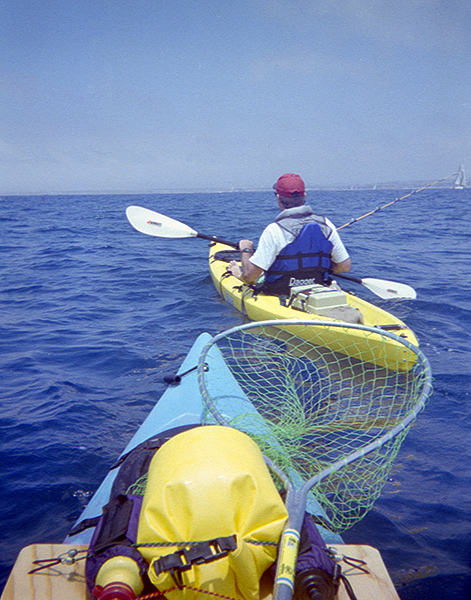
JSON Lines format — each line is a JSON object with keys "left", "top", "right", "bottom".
{"left": 273, "top": 173, "right": 305, "bottom": 198}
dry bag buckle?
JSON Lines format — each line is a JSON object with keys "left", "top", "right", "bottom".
{"left": 153, "top": 535, "right": 237, "bottom": 588}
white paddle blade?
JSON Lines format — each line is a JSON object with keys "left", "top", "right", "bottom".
{"left": 126, "top": 206, "right": 198, "bottom": 239}
{"left": 362, "top": 277, "right": 417, "bottom": 300}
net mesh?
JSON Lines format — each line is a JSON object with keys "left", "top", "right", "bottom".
{"left": 199, "top": 321, "right": 432, "bottom": 533}
{"left": 127, "top": 474, "right": 148, "bottom": 496}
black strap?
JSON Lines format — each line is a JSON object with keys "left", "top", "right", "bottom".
{"left": 92, "top": 494, "right": 136, "bottom": 554}
{"left": 213, "top": 250, "right": 241, "bottom": 263}
{"left": 339, "top": 574, "right": 361, "bottom": 600}
{"left": 268, "top": 250, "right": 332, "bottom": 274}
{"left": 152, "top": 536, "right": 237, "bottom": 588}
{"left": 68, "top": 516, "right": 101, "bottom": 537}
{"left": 109, "top": 424, "right": 200, "bottom": 470}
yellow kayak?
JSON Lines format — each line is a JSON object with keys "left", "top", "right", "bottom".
{"left": 209, "top": 242, "right": 419, "bottom": 371}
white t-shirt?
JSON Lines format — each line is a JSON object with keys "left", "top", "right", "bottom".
{"left": 250, "top": 217, "right": 349, "bottom": 272}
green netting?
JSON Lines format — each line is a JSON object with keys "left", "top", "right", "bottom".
{"left": 198, "top": 320, "right": 432, "bottom": 533}
{"left": 127, "top": 474, "right": 148, "bottom": 496}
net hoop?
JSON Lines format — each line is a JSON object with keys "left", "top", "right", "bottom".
{"left": 197, "top": 319, "right": 432, "bottom": 531}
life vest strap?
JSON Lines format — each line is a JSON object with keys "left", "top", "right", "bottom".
{"left": 268, "top": 250, "right": 332, "bottom": 274}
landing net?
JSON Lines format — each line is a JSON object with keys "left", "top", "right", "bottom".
{"left": 198, "top": 319, "right": 432, "bottom": 533}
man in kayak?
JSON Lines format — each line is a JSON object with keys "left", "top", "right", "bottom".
{"left": 228, "top": 173, "right": 351, "bottom": 295}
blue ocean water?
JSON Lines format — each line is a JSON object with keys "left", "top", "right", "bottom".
{"left": 0, "top": 189, "right": 470, "bottom": 599}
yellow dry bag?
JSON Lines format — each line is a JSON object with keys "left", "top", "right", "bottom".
{"left": 137, "top": 425, "right": 288, "bottom": 600}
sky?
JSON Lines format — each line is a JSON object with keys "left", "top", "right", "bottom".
{"left": 1, "top": 0, "right": 471, "bottom": 194}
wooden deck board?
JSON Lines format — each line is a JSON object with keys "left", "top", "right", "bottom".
{"left": 1, "top": 543, "right": 400, "bottom": 600}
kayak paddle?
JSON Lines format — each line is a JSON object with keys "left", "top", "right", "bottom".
{"left": 126, "top": 205, "right": 237, "bottom": 248}
{"left": 334, "top": 272, "right": 416, "bottom": 300}
{"left": 126, "top": 205, "right": 416, "bottom": 300}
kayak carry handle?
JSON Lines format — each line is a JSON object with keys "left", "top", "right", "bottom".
{"left": 163, "top": 364, "right": 208, "bottom": 385}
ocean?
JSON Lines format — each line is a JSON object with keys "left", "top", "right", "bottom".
{"left": 0, "top": 189, "right": 470, "bottom": 599}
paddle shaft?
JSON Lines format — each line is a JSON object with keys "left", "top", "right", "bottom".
{"left": 333, "top": 272, "right": 363, "bottom": 285}
{"left": 196, "top": 232, "right": 238, "bottom": 248}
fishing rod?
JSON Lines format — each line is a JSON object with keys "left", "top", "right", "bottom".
{"left": 337, "top": 172, "right": 457, "bottom": 230}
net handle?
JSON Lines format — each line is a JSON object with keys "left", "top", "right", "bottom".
{"left": 196, "top": 319, "right": 433, "bottom": 600}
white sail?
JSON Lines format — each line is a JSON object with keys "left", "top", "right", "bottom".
{"left": 453, "top": 165, "right": 467, "bottom": 189}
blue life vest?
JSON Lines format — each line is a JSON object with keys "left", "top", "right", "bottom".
{"left": 264, "top": 222, "right": 333, "bottom": 295}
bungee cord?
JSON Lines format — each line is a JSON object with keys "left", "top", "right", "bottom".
{"left": 337, "top": 171, "right": 458, "bottom": 230}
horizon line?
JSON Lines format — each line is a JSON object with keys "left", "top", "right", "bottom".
{"left": 0, "top": 180, "right": 460, "bottom": 197}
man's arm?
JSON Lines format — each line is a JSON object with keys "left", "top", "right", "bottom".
{"left": 240, "top": 255, "right": 264, "bottom": 284}
{"left": 331, "top": 257, "right": 352, "bottom": 273}
{"left": 228, "top": 239, "right": 265, "bottom": 284}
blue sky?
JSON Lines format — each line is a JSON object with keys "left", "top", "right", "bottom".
{"left": 2, "top": 0, "right": 470, "bottom": 193}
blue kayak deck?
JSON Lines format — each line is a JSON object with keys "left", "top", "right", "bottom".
{"left": 66, "top": 332, "right": 343, "bottom": 546}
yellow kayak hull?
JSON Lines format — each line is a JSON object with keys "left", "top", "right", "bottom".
{"left": 209, "top": 243, "right": 419, "bottom": 371}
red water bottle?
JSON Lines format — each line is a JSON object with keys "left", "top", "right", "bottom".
{"left": 93, "top": 556, "right": 143, "bottom": 600}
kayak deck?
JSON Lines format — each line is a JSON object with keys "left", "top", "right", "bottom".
{"left": 1, "top": 333, "right": 404, "bottom": 600}
{"left": 209, "top": 243, "right": 419, "bottom": 371}
{"left": 1, "top": 543, "right": 401, "bottom": 600}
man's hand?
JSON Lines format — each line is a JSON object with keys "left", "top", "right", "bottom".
{"left": 226, "top": 240, "right": 264, "bottom": 284}
{"left": 228, "top": 260, "right": 243, "bottom": 279}
{"left": 239, "top": 240, "right": 254, "bottom": 252}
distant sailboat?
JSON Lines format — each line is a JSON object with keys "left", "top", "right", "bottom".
{"left": 453, "top": 165, "right": 467, "bottom": 189}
